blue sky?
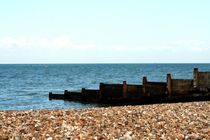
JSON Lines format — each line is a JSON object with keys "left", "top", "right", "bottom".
{"left": 0, "top": 0, "right": 209, "bottom": 63}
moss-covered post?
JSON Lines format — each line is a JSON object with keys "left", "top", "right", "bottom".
{"left": 167, "top": 74, "right": 172, "bottom": 96}
{"left": 193, "top": 68, "right": 199, "bottom": 89}
{"left": 123, "top": 81, "right": 127, "bottom": 98}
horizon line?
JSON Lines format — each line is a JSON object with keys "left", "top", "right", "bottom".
{"left": 0, "top": 62, "right": 210, "bottom": 65}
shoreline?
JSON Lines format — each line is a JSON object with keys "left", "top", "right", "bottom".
{"left": 0, "top": 101, "right": 209, "bottom": 139}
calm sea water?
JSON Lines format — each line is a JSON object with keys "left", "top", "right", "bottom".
{"left": 0, "top": 64, "right": 209, "bottom": 110}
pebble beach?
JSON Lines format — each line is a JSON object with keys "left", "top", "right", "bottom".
{"left": 0, "top": 101, "right": 209, "bottom": 140}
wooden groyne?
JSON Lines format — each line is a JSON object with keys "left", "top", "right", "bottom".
{"left": 49, "top": 68, "right": 210, "bottom": 105}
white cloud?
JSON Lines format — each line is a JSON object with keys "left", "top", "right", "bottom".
{"left": 137, "top": 39, "right": 210, "bottom": 53}
{"left": 0, "top": 36, "right": 32, "bottom": 47}
{"left": 0, "top": 36, "right": 210, "bottom": 63}
{"left": 53, "top": 35, "right": 71, "bottom": 48}
{"left": 0, "top": 36, "right": 209, "bottom": 53}
{"left": 0, "top": 35, "right": 72, "bottom": 48}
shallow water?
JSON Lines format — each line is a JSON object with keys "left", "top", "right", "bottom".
{"left": 0, "top": 64, "right": 209, "bottom": 110}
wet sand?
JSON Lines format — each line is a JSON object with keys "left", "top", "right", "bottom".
{"left": 0, "top": 101, "right": 209, "bottom": 140}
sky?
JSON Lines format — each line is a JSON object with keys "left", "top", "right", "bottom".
{"left": 0, "top": 0, "right": 210, "bottom": 63}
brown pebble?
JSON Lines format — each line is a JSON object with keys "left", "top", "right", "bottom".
{"left": 0, "top": 101, "right": 209, "bottom": 139}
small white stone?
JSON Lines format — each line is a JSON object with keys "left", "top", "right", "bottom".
{"left": 50, "top": 115, "right": 55, "bottom": 119}
{"left": 46, "top": 137, "right": 53, "bottom": 140}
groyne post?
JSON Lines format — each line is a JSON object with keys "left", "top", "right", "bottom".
{"left": 82, "top": 88, "right": 85, "bottom": 99}
{"left": 64, "top": 90, "right": 70, "bottom": 99}
{"left": 142, "top": 76, "right": 148, "bottom": 96}
{"left": 100, "top": 83, "right": 105, "bottom": 100}
{"left": 49, "top": 92, "right": 52, "bottom": 99}
{"left": 123, "top": 81, "right": 127, "bottom": 98}
{"left": 64, "top": 90, "right": 68, "bottom": 94}
{"left": 143, "top": 76, "right": 147, "bottom": 84}
{"left": 167, "top": 74, "right": 172, "bottom": 96}
{"left": 193, "top": 68, "right": 199, "bottom": 89}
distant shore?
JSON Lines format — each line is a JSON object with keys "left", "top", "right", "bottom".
{"left": 0, "top": 101, "right": 209, "bottom": 139}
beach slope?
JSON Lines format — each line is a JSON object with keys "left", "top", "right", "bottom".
{"left": 0, "top": 101, "right": 209, "bottom": 139}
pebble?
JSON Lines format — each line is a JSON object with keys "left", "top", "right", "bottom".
{"left": 46, "top": 137, "right": 53, "bottom": 140}
{"left": 185, "top": 134, "right": 203, "bottom": 140}
{"left": 0, "top": 101, "right": 209, "bottom": 139}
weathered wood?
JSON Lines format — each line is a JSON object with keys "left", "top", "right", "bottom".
{"left": 143, "top": 76, "right": 167, "bottom": 97}
{"left": 123, "top": 81, "right": 127, "bottom": 98}
{"left": 167, "top": 74, "right": 172, "bottom": 96}
{"left": 82, "top": 88, "right": 100, "bottom": 102}
{"left": 49, "top": 92, "right": 64, "bottom": 99}
{"left": 126, "top": 84, "right": 143, "bottom": 99}
{"left": 193, "top": 68, "right": 199, "bottom": 88}
{"left": 142, "top": 76, "right": 148, "bottom": 97}
{"left": 171, "top": 79, "right": 193, "bottom": 95}
{"left": 49, "top": 68, "right": 210, "bottom": 105}
{"left": 198, "top": 72, "right": 210, "bottom": 92}
{"left": 100, "top": 83, "right": 124, "bottom": 100}
{"left": 193, "top": 68, "right": 210, "bottom": 92}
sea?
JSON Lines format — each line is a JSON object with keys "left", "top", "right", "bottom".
{"left": 0, "top": 64, "right": 209, "bottom": 110}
